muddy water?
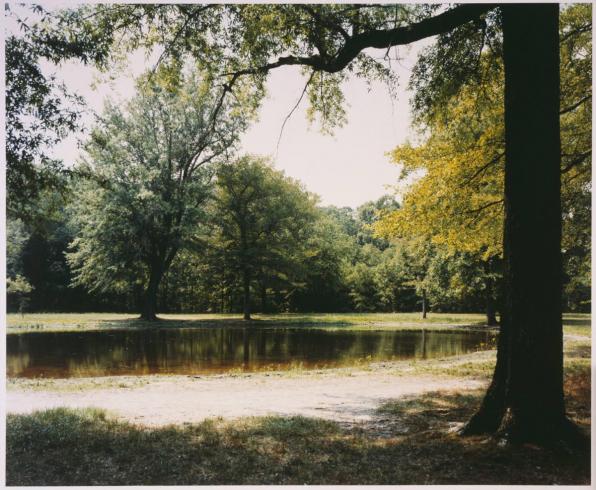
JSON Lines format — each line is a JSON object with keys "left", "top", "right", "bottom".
{"left": 7, "top": 327, "right": 495, "bottom": 378}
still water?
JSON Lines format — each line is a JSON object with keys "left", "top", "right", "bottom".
{"left": 7, "top": 327, "right": 495, "bottom": 379}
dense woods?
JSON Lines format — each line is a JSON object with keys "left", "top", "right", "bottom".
{"left": 6, "top": 177, "right": 589, "bottom": 318}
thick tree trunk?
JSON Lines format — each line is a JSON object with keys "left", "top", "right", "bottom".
{"left": 421, "top": 289, "right": 427, "bottom": 319}
{"left": 140, "top": 265, "right": 163, "bottom": 321}
{"left": 242, "top": 267, "right": 251, "bottom": 321}
{"left": 462, "top": 5, "right": 584, "bottom": 446}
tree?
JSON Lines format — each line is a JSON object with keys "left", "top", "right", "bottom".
{"left": 290, "top": 211, "right": 355, "bottom": 312}
{"left": 470, "top": 4, "right": 570, "bottom": 445}
{"left": 210, "top": 157, "right": 317, "bottom": 320}
{"left": 373, "top": 245, "right": 417, "bottom": 313}
{"left": 376, "top": 4, "right": 590, "bottom": 314}
{"left": 68, "top": 66, "right": 255, "bottom": 320}
{"left": 379, "top": 5, "right": 590, "bottom": 443}
{"left": 6, "top": 218, "right": 33, "bottom": 314}
{"left": 346, "top": 262, "right": 381, "bottom": 312}
{"left": 35, "top": 3, "right": 586, "bottom": 444}
{"left": 5, "top": 33, "right": 83, "bottom": 221}
{"left": 355, "top": 195, "right": 400, "bottom": 249}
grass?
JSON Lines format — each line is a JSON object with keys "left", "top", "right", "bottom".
{"left": 7, "top": 359, "right": 591, "bottom": 485}
{"left": 6, "top": 317, "right": 591, "bottom": 484}
{"left": 6, "top": 312, "right": 591, "bottom": 484}
{"left": 6, "top": 311, "right": 591, "bottom": 334}
{"left": 6, "top": 311, "right": 492, "bottom": 334}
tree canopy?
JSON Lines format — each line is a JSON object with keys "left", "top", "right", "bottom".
{"left": 67, "top": 64, "right": 255, "bottom": 320}
{"left": 209, "top": 156, "right": 318, "bottom": 320}
{"left": 375, "top": 5, "right": 591, "bottom": 309}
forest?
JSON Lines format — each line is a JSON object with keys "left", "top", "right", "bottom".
{"left": 4, "top": 2, "right": 592, "bottom": 486}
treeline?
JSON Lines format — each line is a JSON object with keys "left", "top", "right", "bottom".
{"left": 6, "top": 172, "right": 589, "bottom": 320}
{"left": 6, "top": 5, "right": 591, "bottom": 320}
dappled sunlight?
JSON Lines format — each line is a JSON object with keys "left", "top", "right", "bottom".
{"left": 7, "top": 383, "right": 590, "bottom": 486}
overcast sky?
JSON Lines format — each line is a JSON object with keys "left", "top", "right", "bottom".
{"left": 15, "top": 7, "right": 429, "bottom": 209}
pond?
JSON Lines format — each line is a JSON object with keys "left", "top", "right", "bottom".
{"left": 7, "top": 327, "right": 496, "bottom": 378}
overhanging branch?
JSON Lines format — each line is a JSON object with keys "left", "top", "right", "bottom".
{"left": 223, "top": 4, "right": 495, "bottom": 78}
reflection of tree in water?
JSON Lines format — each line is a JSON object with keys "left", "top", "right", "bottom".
{"left": 243, "top": 328, "right": 249, "bottom": 368}
{"left": 7, "top": 328, "right": 494, "bottom": 378}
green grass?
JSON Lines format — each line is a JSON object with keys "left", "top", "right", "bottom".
{"left": 6, "top": 319, "right": 590, "bottom": 484}
{"left": 7, "top": 311, "right": 500, "bottom": 334}
{"left": 562, "top": 313, "right": 592, "bottom": 337}
{"left": 6, "top": 312, "right": 589, "bottom": 340}
{"left": 7, "top": 362, "right": 591, "bottom": 486}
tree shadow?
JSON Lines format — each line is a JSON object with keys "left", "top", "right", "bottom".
{"left": 93, "top": 317, "right": 353, "bottom": 330}
{"left": 7, "top": 382, "right": 591, "bottom": 486}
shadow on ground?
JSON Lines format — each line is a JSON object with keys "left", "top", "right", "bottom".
{"left": 7, "top": 368, "right": 590, "bottom": 486}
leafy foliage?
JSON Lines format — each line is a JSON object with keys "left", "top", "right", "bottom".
{"left": 208, "top": 156, "right": 318, "bottom": 316}
{"left": 5, "top": 32, "right": 83, "bottom": 220}
{"left": 376, "top": 5, "right": 591, "bottom": 310}
{"left": 67, "top": 65, "right": 254, "bottom": 317}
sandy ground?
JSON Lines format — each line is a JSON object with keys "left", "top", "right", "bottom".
{"left": 7, "top": 370, "right": 486, "bottom": 427}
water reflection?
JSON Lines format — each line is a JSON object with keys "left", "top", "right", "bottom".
{"left": 7, "top": 327, "right": 495, "bottom": 379}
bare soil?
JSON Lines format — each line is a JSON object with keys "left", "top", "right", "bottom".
{"left": 7, "top": 367, "right": 485, "bottom": 427}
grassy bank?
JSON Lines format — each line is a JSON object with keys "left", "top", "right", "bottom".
{"left": 6, "top": 321, "right": 590, "bottom": 485}
{"left": 7, "top": 360, "right": 590, "bottom": 485}
{"left": 6, "top": 311, "right": 591, "bottom": 334}
{"left": 6, "top": 312, "right": 491, "bottom": 333}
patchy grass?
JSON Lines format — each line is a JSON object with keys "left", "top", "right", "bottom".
{"left": 7, "top": 312, "right": 497, "bottom": 334}
{"left": 6, "top": 322, "right": 591, "bottom": 485}
{"left": 7, "top": 361, "right": 591, "bottom": 486}
{"left": 7, "top": 311, "right": 589, "bottom": 334}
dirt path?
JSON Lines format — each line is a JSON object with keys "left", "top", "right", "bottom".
{"left": 7, "top": 370, "right": 486, "bottom": 427}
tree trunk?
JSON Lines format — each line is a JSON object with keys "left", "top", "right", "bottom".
{"left": 485, "top": 297, "right": 497, "bottom": 327}
{"left": 462, "top": 4, "right": 584, "bottom": 446}
{"left": 421, "top": 289, "right": 427, "bottom": 319}
{"left": 242, "top": 267, "right": 251, "bottom": 321}
{"left": 140, "top": 264, "right": 163, "bottom": 321}
{"left": 484, "top": 265, "right": 498, "bottom": 326}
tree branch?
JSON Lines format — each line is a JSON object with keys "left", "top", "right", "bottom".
{"left": 276, "top": 70, "right": 315, "bottom": 155}
{"left": 298, "top": 5, "right": 350, "bottom": 41}
{"left": 462, "top": 151, "right": 504, "bottom": 186}
{"left": 465, "top": 199, "right": 504, "bottom": 215}
{"left": 561, "top": 150, "right": 591, "bottom": 174}
{"left": 223, "top": 4, "right": 495, "bottom": 77}
{"left": 560, "top": 94, "right": 591, "bottom": 115}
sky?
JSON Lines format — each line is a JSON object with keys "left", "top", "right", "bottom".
{"left": 15, "top": 7, "right": 429, "bottom": 209}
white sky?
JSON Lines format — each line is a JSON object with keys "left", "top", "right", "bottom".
{"left": 12, "top": 5, "right": 429, "bottom": 209}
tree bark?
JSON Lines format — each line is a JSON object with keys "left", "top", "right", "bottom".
{"left": 140, "top": 264, "right": 163, "bottom": 321}
{"left": 421, "top": 289, "right": 427, "bottom": 319}
{"left": 462, "top": 4, "right": 585, "bottom": 446}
